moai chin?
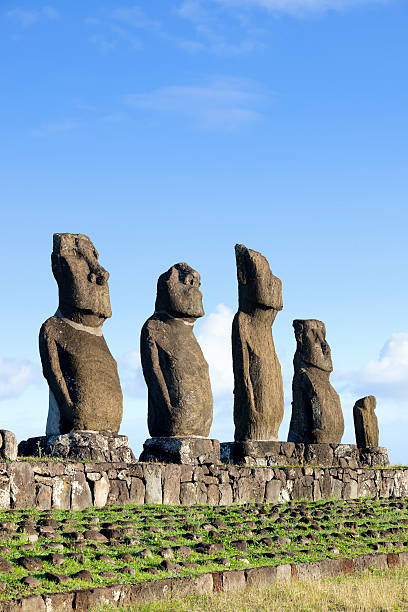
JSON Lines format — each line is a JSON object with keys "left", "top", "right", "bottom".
{"left": 140, "top": 262, "right": 213, "bottom": 437}
{"left": 288, "top": 319, "right": 344, "bottom": 444}
{"left": 232, "top": 244, "right": 284, "bottom": 441}
{"left": 353, "top": 395, "right": 379, "bottom": 448}
{"left": 39, "top": 233, "right": 123, "bottom": 434}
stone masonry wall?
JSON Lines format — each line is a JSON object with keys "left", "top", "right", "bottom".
{"left": 1, "top": 461, "right": 408, "bottom": 511}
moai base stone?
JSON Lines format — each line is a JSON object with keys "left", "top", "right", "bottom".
{"left": 18, "top": 431, "right": 135, "bottom": 463}
{"left": 220, "top": 441, "right": 389, "bottom": 467}
{"left": 140, "top": 437, "right": 220, "bottom": 465}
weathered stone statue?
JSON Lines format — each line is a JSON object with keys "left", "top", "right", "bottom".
{"left": 232, "top": 244, "right": 284, "bottom": 441}
{"left": 140, "top": 262, "right": 213, "bottom": 438}
{"left": 288, "top": 319, "right": 344, "bottom": 444}
{"left": 353, "top": 395, "right": 379, "bottom": 448}
{"left": 39, "top": 233, "right": 123, "bottom": 434}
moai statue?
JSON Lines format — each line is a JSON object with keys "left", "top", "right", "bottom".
{"left": 140, "top": 263, "right": 213, "bottom": 438}
{"left": 288, "top": 319, "right": 344, "bottom": 444}
{"left": 232, "top": 244, "right": 284, "bottom": 441}
{"left": 39, "top": 233, "right": 123, "bottom": 434}
{"left": 353, "top": 395, "right": 379, "bottom": 448}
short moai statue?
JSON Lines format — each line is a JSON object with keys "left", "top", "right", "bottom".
{"left": 232, "top": 244, "right": 284, "bottom": 441}
{"left": 353, "top": 395, "right": 379, "bottom": 448}
{"left": 140, "top": 263, "right": 218, "bottom": 463}
{"left": 39, "top": 233, "right": 123, "bottom": 434}
{"left": 288, "top": 319, "right": 344, "bottom": 444}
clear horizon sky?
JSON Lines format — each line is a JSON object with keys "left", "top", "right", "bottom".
{"left": 1, "top": 0, "right": 408, "bottom": 463}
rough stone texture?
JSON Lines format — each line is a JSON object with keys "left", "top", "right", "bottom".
{"left": 140, "top": 437, "right": 220, "bottom": 465}
{"left": 353, "top": 395, "right": 379, "bottom": 448}
{"left": 1, "top": 552, "right": 407, "bottom": 611}
{"left": 0, "top": 459, "right": 403, "bottom": 510}
{"left": 232, "top": 244, "right": 284, "bottom": 442}
{"left": 220, "top": 441, "right": 388, "bottom": 468}
{"left": 140, "top": 262, "right": 213, "bottom": 438}
{"left": 18, "top": 431, "right": 135, "bottom": 463}
{"left": 0, "top": 431, "right": 17, "bottom": 461}
{"left": 288, "top": 319, "right": 344, "bottom": 444}
{"left": 39, "top": 233, "right": 123, "bottom": 435}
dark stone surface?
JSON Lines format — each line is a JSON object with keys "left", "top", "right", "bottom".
{"left": 140, "top": 437, "right": 220, "bottom": 465}
{"left": 288, "top": 319, "right": 344, "bottom": 444}
{"left": 232, "top": 245, "right": 284, "bottom": 441}
{"left": 39, "top": 233, "right": 123, "bottom": 435}
{"left": 353, "top": 396, "right": 379, "bottom": 448}
{"left": 140, "top": 263, "right": 213, "bottom": 437}
{"left": 18, "top": 431, "right": 135, "bottom": 463}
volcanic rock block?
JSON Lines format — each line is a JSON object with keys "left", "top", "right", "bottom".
{"left": 353, "top": 395, "right": 379, "bottom": 448}
{"left": 0, "top": 430, "right": 17, "bottom": 460}
{"left": 140, "top": 437, "right": 220, "bottom": 465}
{"left": 232, "top": 244, "right": 284, "bottom": 441}
{"left": 140, "top": 262, "right": 213, "bottom": 437}
{"left": 39, "top": 233, "right": 123, "bottom": 434}
{"left": 288, "top": 319, "right": 344, "bottom": 444}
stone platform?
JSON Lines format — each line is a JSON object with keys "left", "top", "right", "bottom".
{"left": 18, "top": 431, "right": 135, "bottom": 463}
{"left": 139, "top": 437, "right": 220, "bottom": 465}
{"left": 220, "top": 441, "right": 389, "bottom": 468}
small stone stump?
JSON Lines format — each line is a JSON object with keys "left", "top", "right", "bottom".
{"left": 140, "top": 437, "right": 220, "bottom": 465}
{"left": 0, "top": 430, "right": 17, "bottom": 461}
{"left": 18, "top": 431, "right": 135, "bottom": 462}
{"left": 353, "top": 395, "right": 379, "bottom": 448}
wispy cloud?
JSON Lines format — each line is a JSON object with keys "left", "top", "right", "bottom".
{"left": 124, "top": 76, "right": 266, "bottom": 129}
{"left": 30, "top": 120, "right": 77, "bottom": 138}
{"left": 111, "top": 6, "right": 160, "bottom": 30}
{"left": 212, "top": 0, "right": 390, "bottom": 15}
{"left": 0, "top": 356, "right": 38, "bottom": 400}
{"left": 198, "top": 304, "right": 234, "bottom": 398}
{"left": 7, "top": 6, "right": 59, "bottom": 27}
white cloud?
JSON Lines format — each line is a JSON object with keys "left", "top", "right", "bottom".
{"left": 198, "top": 303, "right": 235, "bottom": 398}
{"left": 214, "top": 0, "right": 390, "bottom": 14}
{"left": 0, "top": 356, "right": 38, "bottom": 400}
{"left": 7, "top": 6, "right": 59, "bottom": 27}
{"left": 30, "top": 120, "right": 77, "bottom": 138}
{"left": 111, "top": 6, "right": 159, "bottom": 30}
{"left": 124, "top": 76, "right": 265, "bottom": 128}
{"left": 118, "top": 350, "right": 146, "bottom": 398}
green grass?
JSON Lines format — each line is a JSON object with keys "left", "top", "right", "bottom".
{"left": 0, "top": 498, "right": 407, "bottom": 601}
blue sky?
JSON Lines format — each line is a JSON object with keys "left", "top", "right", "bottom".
{"left": 1, "top": 0, "right": 408, "bottom": 463}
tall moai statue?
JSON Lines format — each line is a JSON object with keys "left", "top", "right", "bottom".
{"left": 288, "top": 319, "right": 344, "bottom": 444}
{"left": 232, "top": 244, "right": 284, "bottom": 441}
{"left": 39, "top": 233, "right": 123, "bottom": 435}
{"left": 353, "top": 395, "right": 379, "bottom": 448}
{"left": 140, "top": 263, "right": 213, "bottom": 439}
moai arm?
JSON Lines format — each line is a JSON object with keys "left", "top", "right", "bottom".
{"left": 232, "top": 316, "right": 256, "bottom": 429}
{"left": 39, "top": 322, "right": 73, "bottom": 414}
{"left": 140, "top": 323, "right": 172, "bottom": 412}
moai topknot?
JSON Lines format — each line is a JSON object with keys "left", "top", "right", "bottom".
{"left": 353, "top": 395, "right": 379, "bottom": 448}
{"left": 232, "top": 244, "right": 284, "bottom": 441}
{"left": 39, "top": 233, "right": 123, "bottom": 434}
{"left": 288, "top": 319, "right": 344, "bottom": 444}
{"left": 140, "top": 263, "right": 213, "bottom": 438}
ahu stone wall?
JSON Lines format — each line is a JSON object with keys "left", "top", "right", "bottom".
{"left": 1, "top": 461, "right": 408, "bottom": 511}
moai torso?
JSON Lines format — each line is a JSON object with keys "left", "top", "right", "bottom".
{"left": 140, "top": 263, "right": 213, "bottom": 437}
{"left": 353, "top": 395, "right": 379, "bottom": 448}
{"left": 288, "top": 319, "right": 344, "bottom": 444}
{"left": 39, "top": 233, "right": 123, "bottom": 435}
{"left": 232, "top": 244, "right": 284, "bottom": 441}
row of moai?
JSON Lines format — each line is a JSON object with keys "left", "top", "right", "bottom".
{"left": 15, "top": 233, "right": 384, "bottom": 466}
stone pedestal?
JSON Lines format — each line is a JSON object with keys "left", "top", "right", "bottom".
{"left": 0, "top": 430, "right": 18, "bottom": 461}
{"left": 221, "top": 441, "right": 389, "bottom": 468}
{"left": 140, "top": 437, "right": 220, "bottom": 465}
{"left": 18, "top": 431, "right": 135, "bottom": 463}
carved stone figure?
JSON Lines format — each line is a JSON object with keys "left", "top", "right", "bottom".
{"left": 232, "top": 244, "right": 284, "bottom": 441}
{"left": 288, "top": 319, "right": 344, "bottom": 444}
{"left": 39, "top": 233, "right": 123, "bottom": 434}
{"left": 353, "top": 395, "right": 379, "bottom": 448}
{"left": 140, "top": 262, "right": 213, "bottom": 437}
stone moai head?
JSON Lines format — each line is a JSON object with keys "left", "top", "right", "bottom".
{"left": 155, "top": 262, "right": 204, "bottom": 320}
{"left": 51, "top": 233, "right": 112, "bottom": 325}
{"left": 235, "top": 244, "right": 283, "bottom": 312}
{"left": 293, "top": 319, "right": 333, "bottom": 372}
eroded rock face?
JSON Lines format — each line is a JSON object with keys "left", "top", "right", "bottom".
{"left": 140, "top": 263, "right": 213, "bottom": 437}
{"left": 353, "top": 395, "right": 379, "bottom": 448}
{"left": 232, "top": 245, "right": 284, "bottom": 441}
{"left": 39, "top": 233, "right": 123, "bottom": 434}
{"left": 288, "top": 319, "right": 344, "bottom": 444}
